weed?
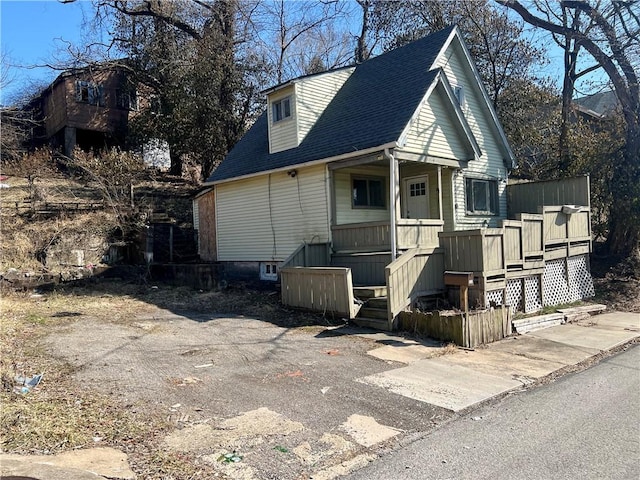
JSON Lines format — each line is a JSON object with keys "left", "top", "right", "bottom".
{"left": 25, "top": 313, "right": 47, "bottom": 325}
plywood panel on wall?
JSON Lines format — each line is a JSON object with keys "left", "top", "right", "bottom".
{"left": 197, "top": 189, "right": 217, "bottom": 261}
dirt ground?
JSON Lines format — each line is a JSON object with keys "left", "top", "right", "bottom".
{"left": 1, "top": 249, "right": 637, "bottom": 479}
{"left": 0, "top": 281, "right": 453, "bottom": 479}
{"left": 590, "top": 246, "right": 640, "bottom": 313}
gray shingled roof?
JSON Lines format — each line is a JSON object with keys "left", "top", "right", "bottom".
{"left": 574, "top": 91, "right": 619, "bottom": 117}
{"left": 207, "top": 26, "right": 455, "bottom": 183}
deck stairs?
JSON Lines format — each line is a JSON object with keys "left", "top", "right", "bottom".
{"left": 352, "top": 286, "right": 391, "bottom": 331}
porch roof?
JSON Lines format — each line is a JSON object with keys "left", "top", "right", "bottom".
{"left": 206, "top": 26, "right": 455, "bottom": 184}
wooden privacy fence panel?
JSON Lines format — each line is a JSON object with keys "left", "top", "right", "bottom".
{"left": 331, "top": 222, "right": 390, "bottom": 251}
{"left": 280, "top": 267, "right": 359, "bottom": 318}
{"left": 567, "top": 210, "right": 591, "bottom": 240}
{"left": 502, "top": 221, "right": 523, "bottom": 265}
{"left": 507, "top": 175, "right": 590, "bottom": 216}
{"left": 386, "top": 248, "right": 445, "bottom": 324}
{"left": 396, "top": 219, "right": 443, "bottom": 249}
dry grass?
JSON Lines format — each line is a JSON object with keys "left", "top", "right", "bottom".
{"left": 0, "top": 280, "right": 324, "bottom": 478}
{"left": 0, "top": 289, "right": 223, "bottom": 479}
{"left": 1, "top": 176, "right": 118, "bottom": 273}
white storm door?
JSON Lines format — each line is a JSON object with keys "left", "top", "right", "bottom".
{"left": 403, "top": 176, "right": 429, "bottom": 219}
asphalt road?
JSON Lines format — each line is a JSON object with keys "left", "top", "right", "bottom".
{"left": 346, "top": 344, "right": 640, "bottom": 480}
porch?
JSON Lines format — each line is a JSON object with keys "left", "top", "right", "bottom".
{"left": 281, "top": 175, "right": 594, "bottom": 333}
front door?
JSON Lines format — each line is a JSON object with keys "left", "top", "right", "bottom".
{"left": 403, "top": 176, "right": 430, "bottom": 219}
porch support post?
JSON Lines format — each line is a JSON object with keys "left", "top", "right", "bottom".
{"left": 327, "top": 166, "right": 335, "bottom": 246}
{"left": 437, "top": 166, "right": 444, "bottom": 221}
{"left": 385, "top": 148, "right": 398, "bottom": 260}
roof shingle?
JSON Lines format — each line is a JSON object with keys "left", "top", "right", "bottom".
{"left": 207, "top": 26, "right": 455, "bottom": 183}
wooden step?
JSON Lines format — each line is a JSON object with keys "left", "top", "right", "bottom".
{"left": 351, "top": 317, "right": 391, "bottom": 331}
{"left": 366, "top": 296, "right": 388, "bottom": 309}
{"left": 353, "top": 286, "right": 387, "bottom": 299}
{"left": 358, "top": 306, "right": 388, "bottom": 320}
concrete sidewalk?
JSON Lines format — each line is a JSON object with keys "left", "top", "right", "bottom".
{"left": 358, "top": 311, "right": 639, "bottom": 412}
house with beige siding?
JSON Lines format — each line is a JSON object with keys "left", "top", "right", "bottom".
{"left": 203, "top": 26, "right": 594, "bottom": 331}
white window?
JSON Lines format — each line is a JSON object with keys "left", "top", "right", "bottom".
{"left": 75, "top": 81, "right": 104, "bottom": 106}
{"left": 453, "top": 85, "right": 465, "bottom": 108}
{"left": 272, "top": 96, "right": 292, "bottom": 122}
{"left": 260, "top": 262, "right": 278, "bottom": 281}
{"left": 465, "top": 177, "right": 498, "bottom": 215}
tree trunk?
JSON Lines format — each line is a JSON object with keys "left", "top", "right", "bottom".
{"left": 169, "top": 149, "right": 182, "bottom": 176}
{"left": 606, "top": 125, "right": 640, "bottom": 255}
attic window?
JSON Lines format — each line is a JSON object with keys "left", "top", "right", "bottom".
{"left": 453, "top": 85, "right": 465, "bottom": 108}
{"left": 272, "top": 96, "right": 292, "bottom": 122}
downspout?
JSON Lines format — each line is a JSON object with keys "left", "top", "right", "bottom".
{"left": 384, "top": 148, "right": 397, "bottom": 260}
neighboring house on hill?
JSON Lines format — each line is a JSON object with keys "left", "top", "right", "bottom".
{"left": 201, "top": 26, "right": 594, "bottom": 331}
{"left": 573, "top": 90, "right": 619, "bottom": 120}
{"left": 26, "top": 64, "right": 140, "bottom": 156}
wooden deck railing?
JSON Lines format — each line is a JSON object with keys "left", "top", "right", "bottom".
{"left": 280, "top": 242, "right": 330, "bottom": 268}
{"left": 385, "top": 247, "right": 445, "bottom": 328}
{"left": 542, "top": 206, "right": 591, "bottom": 245}
{"left": 331, "top": 219, "right": 443, "bottom": 252}
{"left": 442, "top": 206, "right": 591, "bottom": 276}
{"left": 503, "top": 213, "right": 544, "bottom": 267}
{"left": 439, "top": 229, "right": 505, "bottom": 276}
{"left": 331, "top": 221, "right": 390, "bottom": 251}
{"left": 280, "top": 267, "right": 360, "bottom": 318}
{"left": 396, "top": 219, "right": 443, "bottom": 249}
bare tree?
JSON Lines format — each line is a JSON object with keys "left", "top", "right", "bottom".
{"left": 246, "top": 0, "right": 352, "bottom": 84}
{"left": 370, "top": 0, "right": 548, "bottom": 109}
{"left": 496, "top": 0, "right": 640, "bottom": 255}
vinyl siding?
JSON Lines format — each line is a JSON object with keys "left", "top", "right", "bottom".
{"left": 295, "top": 68, "right": 354, "bottom": 144}
{"left": 402, "top": 84, "right": 471, "bottom": 161}
{"left": 268, "top": 85, "right": 298, "bottom": 153}
{"left": 434, "top": 40, "right": 508, "bottom": 229}
{"left": 216, "top": 164, "right": 329, "bottom": 261}
{"left": 334, "top": 166, "right": 390, "bottom": 225}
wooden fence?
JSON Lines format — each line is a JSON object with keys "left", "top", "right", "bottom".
{"left": 541, "top": 206, "right": 591, "bottom": 245}
{"left": 441, "top": 207, "right": 591, "bottom": 276}
{"left": 398, "top": 306, "right": 512, "bottom": 348}
{"left": 507, "top": 175, "right": 590, "bottom": 217}
{"left": 503, "top": 213, "right": 544, "bottom": 267}
{"left": 3, "top": 200, "right": 105, "bottom": 215}
{"left": 280, "top": 267, "right": 360, "bottom": 318}
{"left": 386, "top": 247, "right": 445, "bottom": 327}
